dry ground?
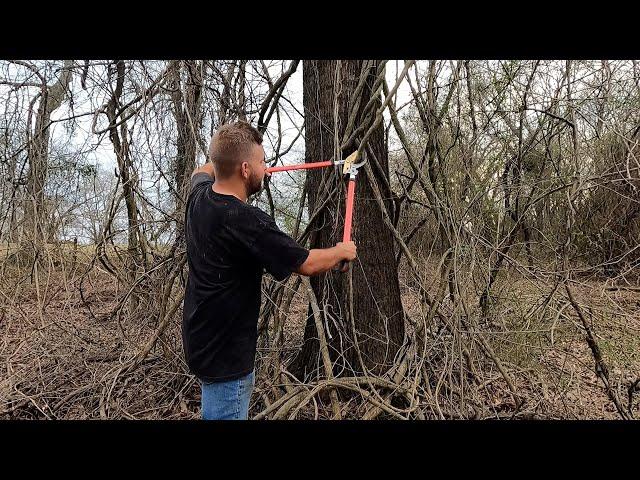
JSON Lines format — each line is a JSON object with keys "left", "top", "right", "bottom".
{"left": 1, "top": 245, "right": 639, "bottom": 419}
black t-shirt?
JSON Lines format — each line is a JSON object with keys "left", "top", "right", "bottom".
{"left": 182, "top": 173, "right": 309, "bottom": 382}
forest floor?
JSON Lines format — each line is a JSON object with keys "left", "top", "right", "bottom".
{"left": 1, "top": 247, "right": 639, "bottom": 419}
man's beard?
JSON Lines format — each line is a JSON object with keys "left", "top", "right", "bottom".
{"left": 246, "top": 172, "right": 263, "bottom": 197}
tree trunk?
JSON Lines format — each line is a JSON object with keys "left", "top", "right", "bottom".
{"left": 170, "top": 59, "right": 202, "bottom": 235}
{"left": 105, "top": 60, "right": 144, "bottom": 312}
{"left": 23, "top": 60, "right": 72, "bottom": 255}
{"left": 291, "top": 60, "right": 404, "bottom": 380}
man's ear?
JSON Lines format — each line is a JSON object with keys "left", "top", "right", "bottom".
{"left": 240, "top": 161, "right": 249, "bottom": 179}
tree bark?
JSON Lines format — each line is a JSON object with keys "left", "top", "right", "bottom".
{"left": 23, "top": 60, "right": 72, "bottom": 254}
{"left": 105, "top": 60, "right": 145, "bottom": 311}
{"left": 170, "top": 60, "right": 202, "bottom": 232}
{"left": 291, "top": 60, "right": 404, "bottom": 379}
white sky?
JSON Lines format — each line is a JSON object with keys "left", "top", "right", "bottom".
{"left": 42, "top": 60, "right": 414, "bottom": 174}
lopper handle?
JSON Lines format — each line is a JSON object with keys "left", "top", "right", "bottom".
{"left": 338, "top": 178, "right": 357, "bottom": 273}
{"left": 267, "top": 159, "right": 357, "bottom": 273}
{"left": 266, "top": 161, "right": 333, "bottom": 173}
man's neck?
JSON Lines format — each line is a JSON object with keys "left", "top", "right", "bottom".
{"left": 212, "top": 180, "right": 247, "bottom": 203}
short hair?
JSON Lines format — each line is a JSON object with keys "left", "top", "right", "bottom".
{"left": 209, "top": 121, "right": 263, "bottom": 179}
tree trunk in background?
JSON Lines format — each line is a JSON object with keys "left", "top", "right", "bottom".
{"left": 5, "top": 148, "right": 19, "bottom": 244}
{"left": 291, "top": 60, "right": 404, "bottom": 380}
{"left": 170, "top": 59, "right": 202, "bottom": 241}
{"left": 106, "top": 60, "right": 145, "bottom": 312}
{"left": 23, "top": 60, "right": 72, "bottom": 256}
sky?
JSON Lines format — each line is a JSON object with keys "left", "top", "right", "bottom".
{"left": 42, "top": 60, "right": 415, "bottom": 175}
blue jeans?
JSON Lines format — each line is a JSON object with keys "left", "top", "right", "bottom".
{"left": 201, "top": 371, "right": 255, "bottom": 420}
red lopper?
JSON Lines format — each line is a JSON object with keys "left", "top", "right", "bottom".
{"left": 266, "top": 151, "right": 365, "bottom": 270}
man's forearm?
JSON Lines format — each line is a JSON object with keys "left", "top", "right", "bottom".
{"left": 296, "top": 247, "right": 342, "bottom": 276}
{"left": 192, "top": 162, "right": 215, "bottom": 178}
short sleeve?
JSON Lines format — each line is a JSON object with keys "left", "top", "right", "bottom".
{"left": 191, "top": 172, "right": 213, "bottom": 190}
{"left": 248, "top": 211, "right": 309, "bottom": 281}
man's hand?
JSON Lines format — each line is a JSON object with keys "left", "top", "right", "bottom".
{"left": 335, "top": 241, "right": 357, "bottom": 272}
{"left": 335, "top": 241, "right": 357, "bottom": 261}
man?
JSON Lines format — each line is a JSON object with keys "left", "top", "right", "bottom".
{"left": 183, "top": 121, "right": 357, "bottom": 420}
